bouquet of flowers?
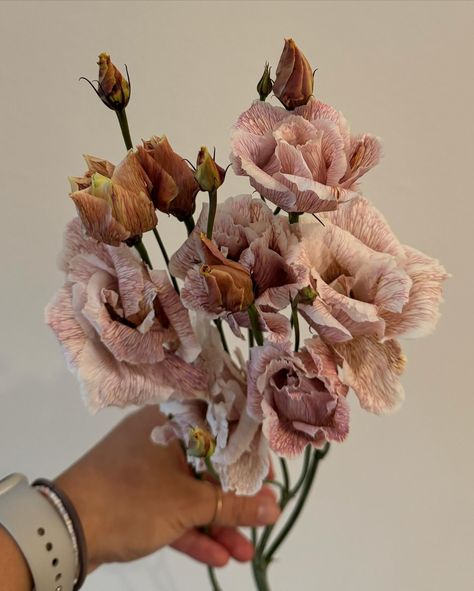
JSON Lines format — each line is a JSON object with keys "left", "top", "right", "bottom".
{"left": 46, "top": 39, "right": 447, "bottom": 590}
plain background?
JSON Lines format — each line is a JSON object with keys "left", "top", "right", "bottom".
{"left": 0, "top": 1, "right": 472, "bottom": 590}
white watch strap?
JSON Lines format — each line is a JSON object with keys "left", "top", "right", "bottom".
{"left": 0, "top": 473, "right": 75, "bottom": 591}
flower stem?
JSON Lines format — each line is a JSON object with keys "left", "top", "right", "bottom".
{"left": 152, "top": 227, "right": 180, "bottom": 294}
{"left": 184, "top": 215, "right": 195, "bottom": 235}
{"left": 264, "top": 445, "right": 330, "bottom": 564}
{"left": 214, "top": 319, "right": 229, "bottom": 354}
{"left": 273, "top": 206, "right": 281, "bottom": 215}
{"left": 291, "top": 298, "right": 300, "bottom": 352}
{"left": 252, "top": 558, "right": 271, "bottom": 591}
{"left": 207, "top": 566, "right": 223, "bottom": 591}
{"left": 288, "top": 212, "right": 300, "bottom": 224}
{"left": 206, "top": 189, "right": 218, "bottom": 240}
{"left": 134, "top": 238, "right": 152, "bottom": 269}
{"left": 115, "top": 109, "right": 133, "bottom": 151}
{"left": 248, "top": 304, "right": 264, "bottom": 346}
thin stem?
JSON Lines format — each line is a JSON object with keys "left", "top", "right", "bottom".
{"left": 214, "top": 319, "right": 229, "bottom": 354}
{"left": 152, "top": 228, "right": 180, "bottom": 294}
{"left": 291, "top": 299, "right": 300, "bottom": 352}
{"left": 206, "top": 189, "right": 218, "bottom": 240}
{"left": 251, "top": 527, "right": 257, "bottom": 546}
{"left": 248, "top": 304, "right": 264, "bottom": 346}
{"left": 273, "top": 206, "right": 281, "bottom": 215}
{"left": 205, "top": 457, "right": 220, "bottom": 482}
{"left": 115, "top": 109, "right": 133, "bottom": 151}
{"left": 184, "top": 215, "right": 195, "bottom": 235}
{"left": 264, "top": 445, "right": 330, "bottom": 563}
{"left": 288, "top": 212, "right": 300, "bottom": 224}
{"left": 251, "top": 558, "right": 271, "bottom": 591}
{"left": 279, "top": 458, "right": 291, "bottom": 502}
{"left": 134, "top": 238, "right": 152, "bottom": 269}
{"left": 248, "top": 328, "right": 255, "bottom": 349}
{"left": 290, "top": 445, "right": 312, "bottom": 496}
{"left": 207, "top": 566, "right": 223, "bottom": 591}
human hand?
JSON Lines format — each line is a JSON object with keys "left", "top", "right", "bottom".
{"left": 55, "top": 406, "right": 280, "bottom": 572}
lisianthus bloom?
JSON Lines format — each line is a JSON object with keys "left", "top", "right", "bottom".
{"left": 70, "top": 151, "right": 157, "bottom": 246}
{"left": 137, "top": 136, "right": 199, "bottom": 221}
{"left": 169, "top": 195, "right": 308, "bottom": 341}
{"left": 231, "top": 97, "right": 382, "bottom": 213}
{"left": 273, "top": 38, "right": 314, "bottom": 110}
{"left": 45, "top": 218, "right": 206, "bottom": 411}
{"left": 153, "top": 318, "right": 269, "bottom": 495}
{"left": 248, "top": 338, "right": 350, "bottom": 457}
{"left": 297, "top": 196, "right": 448, "bottom": 414}
{"left": 96, "top": 52, "right": 130, "bottom": 111}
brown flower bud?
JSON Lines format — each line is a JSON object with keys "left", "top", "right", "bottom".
{"left": 297, "top": 285, "right": 318, "bottom": 305}
{"left": 273, "top": 38, "right": 314, "bottom": 110}
{"left": 200, "top": 234, "right": 254, "bottom": 313}
{"left": 194, "top": 147, "right": 226, "bottom": 193}
{"left": 137, "top": 136, "right": 199, "bottom": 221}
{"left": 187, "top": 426, "right": 216, "bottom": 459}
{"left": 257, "top": 62, "right": 273, "bottom": 101}
{"left": 96, "top": 52, "right": 130, "bottom": 111}
{"left": 70, "top": 152, "right": 157, "bottom": 246}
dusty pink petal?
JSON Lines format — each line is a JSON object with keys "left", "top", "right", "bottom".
{"left": 70, "top": 190, "right": 130, "bottom": 246}
{"left": 151, "top": 269, "right": 201, "bottom": 362}
{"left": 180, "top": 266, "right": 223, "bottom": 317}
{"left": 301, "top": 337, "right": 349, "bottom": 398}
{"left": 58, "top": 219, "right": 114, "bottom": 275}
{"left": 341, "top": 134, "right": 383, "bottom": 188}
{"left": 273, "top": 115, "right": 321, "bottom": 146}
{"left": 240, "top": 158, "right": 297, "bottom": 211}
{"left": 45, "top": 284, "right": 88, "bottom": 369}
{"left": 78, "top": 340, "right": 207, "bottom": 412}
{"left": 232, "top": 309, "right": 292, "bottom": 343}
{"left": 150, "top": 421, "right": 181, "bottom": 445}
{"left": 334, "top": 336, "right": 406, "bottom": 414}
{"left": 275, "top": 140, "right": 313, "bottom": 179}
{"left": 382, "top": 246, "right": 449, "bottom": 339}
{"left": 294, "top": 97, "right": 351, "bottom": 149}
{"left": 230, "top": 129, "right": 278, "bottom": 177}
{"left": 106, "top": 246, "right": 146, "bottom": 318}
{"left": 233, "top": 100, "right": 287, "bottom": 135}
{"left": 324, "top": 196, "right": 405, "bottom": 260}
{"left": 298, "top": 299, "right": 353, "bottom": 343}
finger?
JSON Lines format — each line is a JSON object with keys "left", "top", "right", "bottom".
{"left": 195, "top": 481, "right": 280, "bottom": 528}
{"left": 171, "top": 530, "right": 230, "bottom": 567}
{"left": 211, "top": 526, "right": 254, "bottom": 562}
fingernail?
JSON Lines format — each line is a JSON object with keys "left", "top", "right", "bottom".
{"left": 257, "top": 499, "right": 280, "bottom": 525}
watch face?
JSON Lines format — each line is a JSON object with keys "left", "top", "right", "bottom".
{"left": 0, "top": 473, "right": 27, "bottom": 494}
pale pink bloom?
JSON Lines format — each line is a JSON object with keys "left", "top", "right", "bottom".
{"left": 230, "top": 98, "right": 381, "bottom": 213}
{"left": 247, "top": 338, "right": 349, "bottom": 457}
{"left": 153, "top": 318, "right": 269, "bottom": 495}
{"left": 169, "top": 195, "right": 308, "bottom": 342}
{"left": 297, "top": 197, "right": 448, "bottom": 413}
{"left": 46, "top": 218, "right": 206, "bottom": 411}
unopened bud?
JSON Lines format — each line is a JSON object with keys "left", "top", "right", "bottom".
{"left": 194, "top": 147, "right": 226, "bottom": 193}
{"left": 257, "top": 62, "right": 273, "bottom": 101}
{"left": 273, "top": 38, "right": 314, "bottom": 110}
{"left": 187, "top": 427, "right": 216, "bottom": 459}
{"left": 96, "top": 52, "right": 130, "bottom": 111}
{"left": 297, "top": 285, "right": 318, "bottom": 305}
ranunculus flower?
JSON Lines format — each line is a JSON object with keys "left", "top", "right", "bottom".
{"left": 273, "top": 38, "right": 314, "bottom": 110}
{"left": 70, "top": 151, "right": 157, "bottom": 246}
{"left": 297, "top": 196, "right": 448, "bottom": 413}
{"left": 153, "top": 318, "right": 269, "bottom": 495}
{"left": 45, "top": 218, "right": 206, "bottom": 411}
{"left": 96, "top": 52, "right": 130, "bottom": 111}
{"left": 247, "top": 338, "right": 350, "bottom": 457}
{"left": 137, "top": 136, "right": 199, "bottom": 221}
{"left": 169, "top": 195, "right": 308, "bottom": 341}
{"left": 231, "top": 98, "right": 382, "bottom": 213}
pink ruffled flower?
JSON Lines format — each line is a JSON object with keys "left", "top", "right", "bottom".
{"left": 153, "top": 318, "right": 269, "bottom": 495}
{"left": 231, "top": 98, "right": 382, "bottom": 213}
{"left": 247, "top": 338, "right": 350, "bottom": 457}
{"left": 169, "top": 195, "right": 308, "bottom": 342}
{"left": 297, "top": 196, "right": 448, "bottom": 414}
{"left": 46, "top": 218, "right": 206, "bottom": 411}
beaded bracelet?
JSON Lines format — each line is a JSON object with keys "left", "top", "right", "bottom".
{"left": 33, "top": 479, "right": 87, "bottom": 591}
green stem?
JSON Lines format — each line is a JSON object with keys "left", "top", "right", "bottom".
{"left": 214, "top": 319, "right": 229, "bottom": 354}
{"left": 248, "top": 304, "right": 264, "bottom": 346}
{"left": 115, "top": 109, "right": 133, "bottom": 151}
{"left": 251, "top": 558, "right": 271, "bottom": 591}
{"left": 207, "top": 566, "right": 222, "bottom": 591}
{"left": 184, "top": 215, "right": 195, "bottom": 235}
{"left": 152, "top": 227, "right": 180, "bottom": 294}
{"left": 288, "top": 212, "right": 300, "bottom": 224}
{"left": 273, "top": 206, "right": 281, "bottom": 216}
{"left": 264, "top": 445, "right": 330, "bottom": 563}
{"left": 206, "top": 188, "right": 218, "bottom": 240}
{"left": 291, "top": 299, "right": 300, "bottom": 352}
{"left": 279, "top": 458, "right": 290, "bottom": 501}
{"left": 290, "top": 445, "right": 312, "bottom": 496}
{"left": 134, "top": 238, "right": 152, "bottom": 269}
{"left": 205, "top": 457, "right": 220, "bottom": 482}
{"left": 248, "top": 328, "right": 255, "bottom": 349}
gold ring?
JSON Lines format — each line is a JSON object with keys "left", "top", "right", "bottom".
{"left": 211, "top": 485, "right": 223, "bottom": 525}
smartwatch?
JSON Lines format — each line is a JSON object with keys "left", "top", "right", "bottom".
{"left": 0, "top": 473, "right": 76, "bottom": 591}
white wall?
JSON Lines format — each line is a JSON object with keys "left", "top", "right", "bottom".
{"left": 0, "top": 2, "right": 472, "bottom": 590}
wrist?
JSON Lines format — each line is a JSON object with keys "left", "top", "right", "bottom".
{"left": 0, "top": 524, "right": 33, "bottom": 591}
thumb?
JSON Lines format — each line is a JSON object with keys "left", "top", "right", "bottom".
{"left": 193, "top": 481, "right": 280, "bottom": 528}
